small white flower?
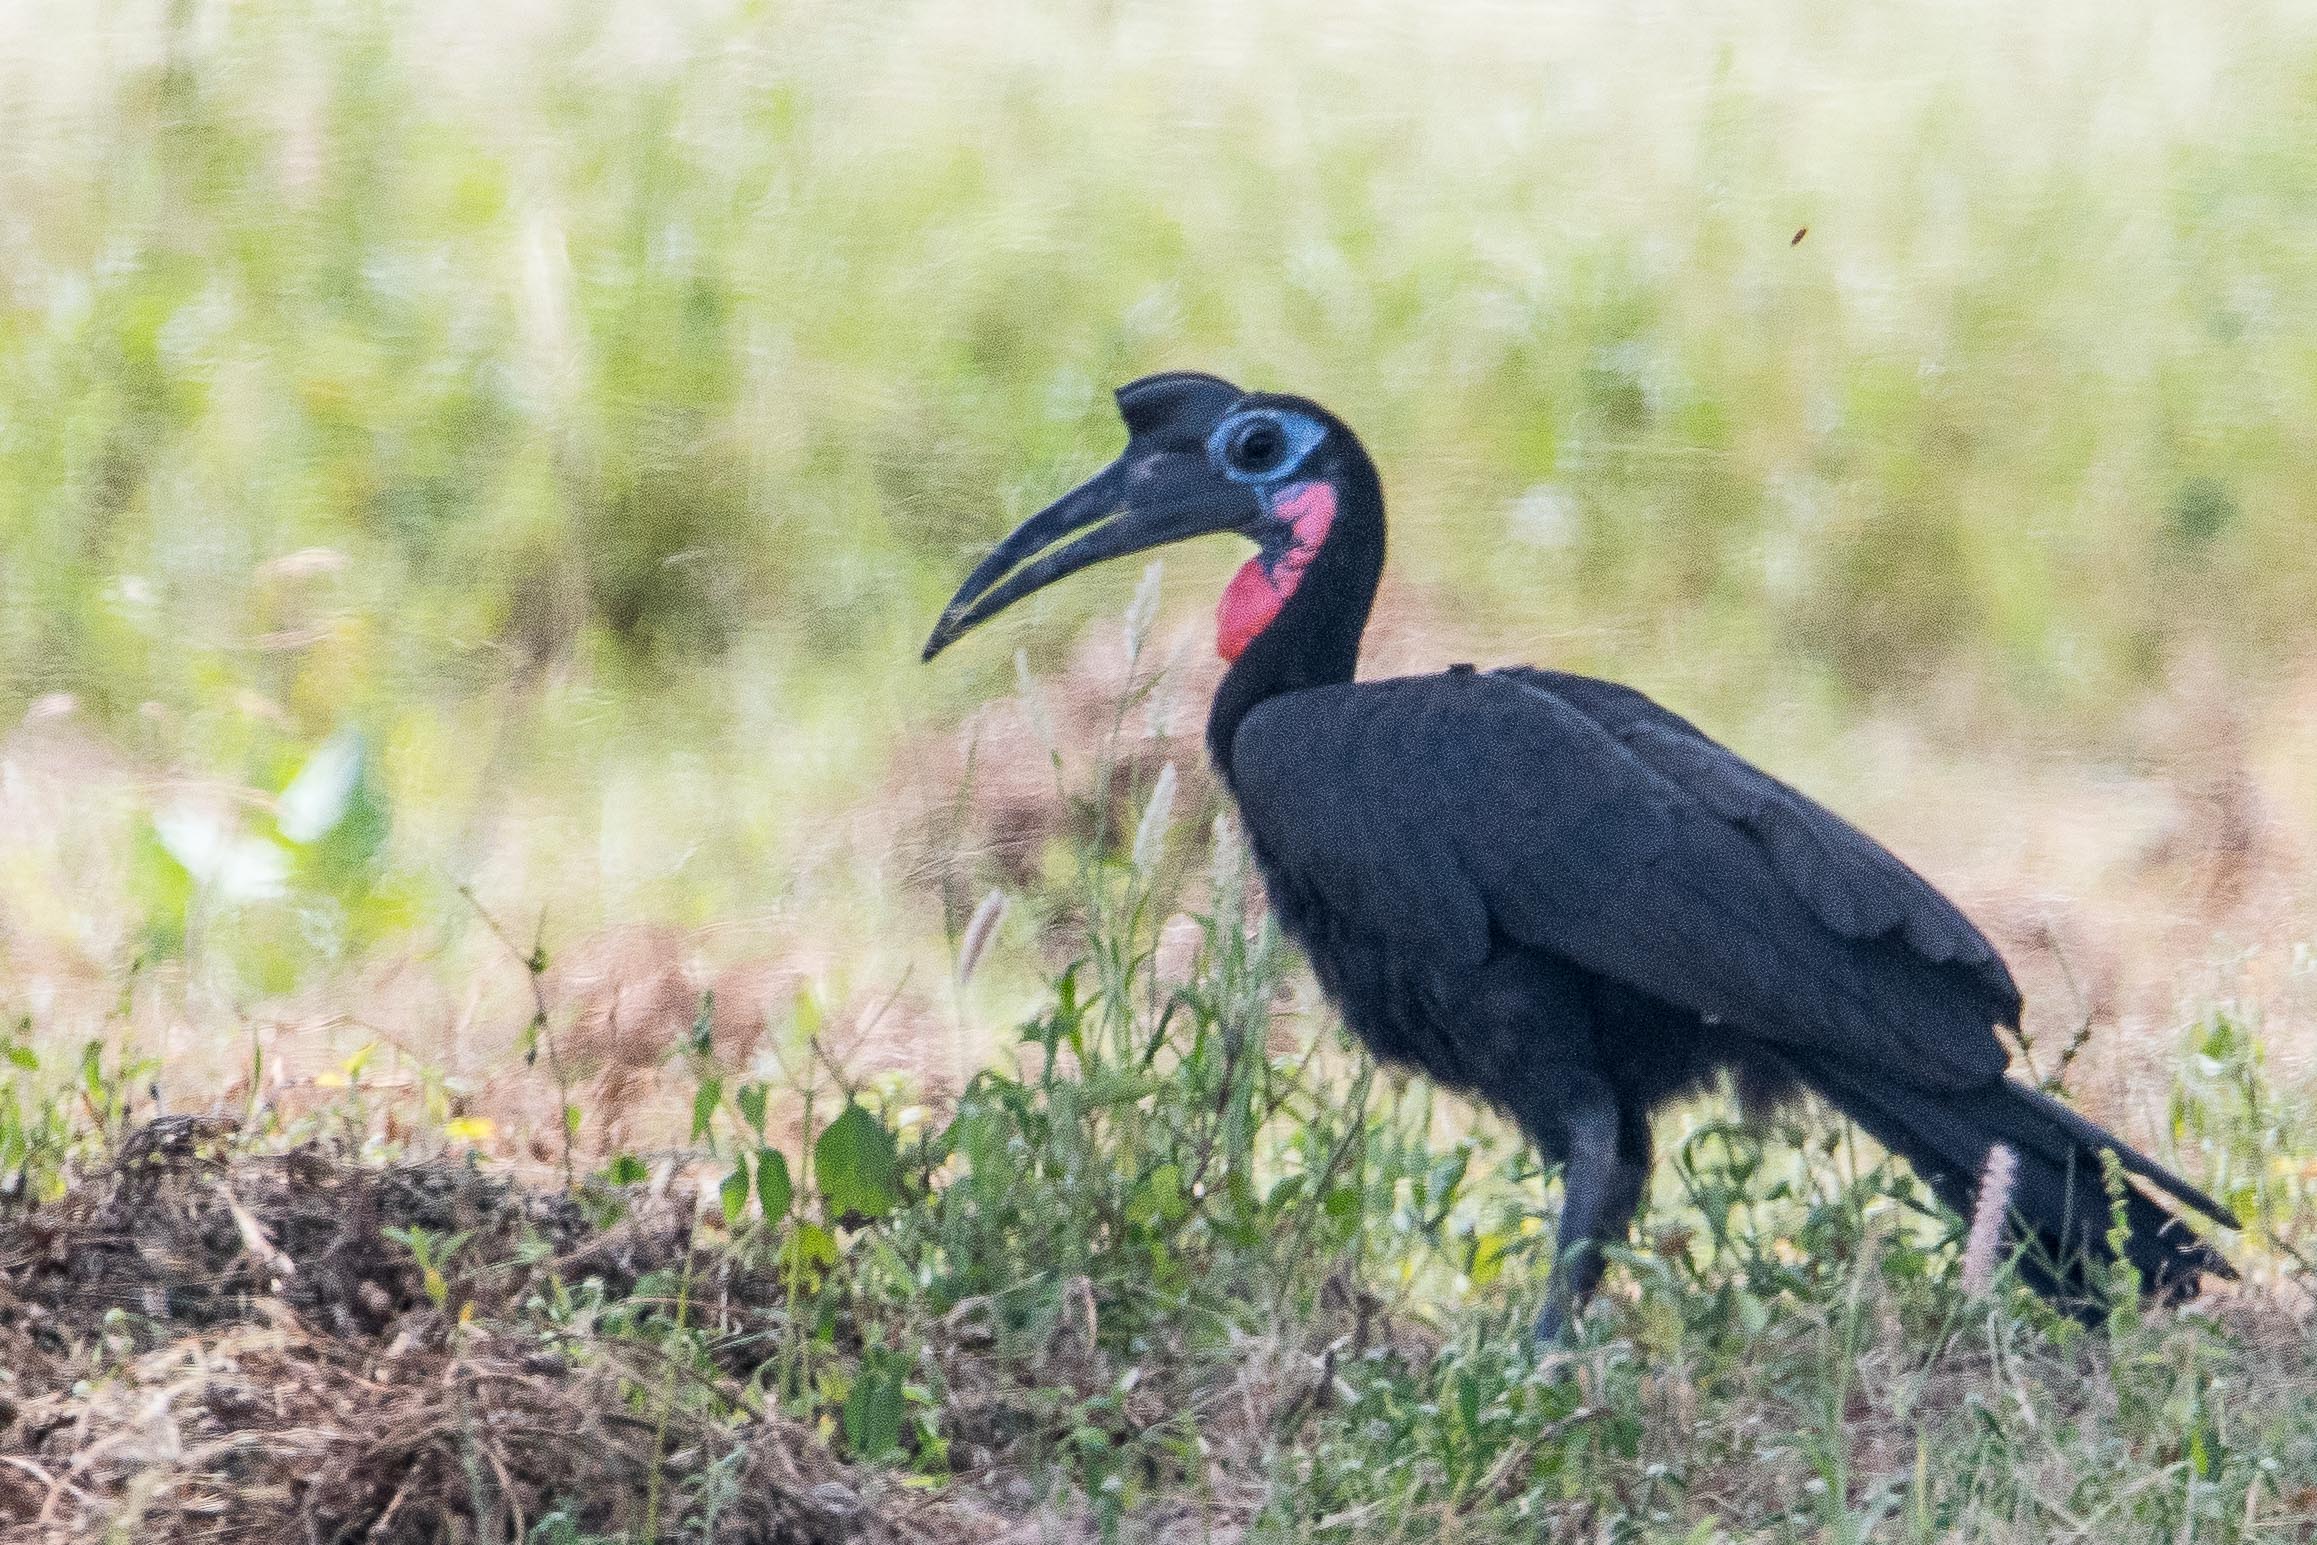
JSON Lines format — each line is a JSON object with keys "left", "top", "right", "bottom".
{"left": 154, "top": 803, "right": 289, "bottom": 903}
{"left": 277, "top": 730, "right": 364, "bottom": 843}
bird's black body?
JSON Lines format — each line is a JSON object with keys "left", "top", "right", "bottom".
{"left": 926, "top": 371, "right": 2235, "bottom": 1336}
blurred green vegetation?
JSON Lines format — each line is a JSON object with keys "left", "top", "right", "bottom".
{"left": 3, "top": 0, "right": 2316, "bottom": 992}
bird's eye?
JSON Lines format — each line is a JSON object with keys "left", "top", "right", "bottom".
{"left": 1227, "top": 416, "right": 1287, "bottom": 474}
{"left": 1209, "top": 407, "right": 1326, "bottom": 483}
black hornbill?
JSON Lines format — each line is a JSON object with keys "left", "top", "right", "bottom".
{"left": 924, "top": 371, "right": 2235, "bottom": 1338}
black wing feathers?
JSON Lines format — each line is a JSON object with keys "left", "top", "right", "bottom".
{"left": 1506, "top": 670, "right": 2015, "bottom": 1001}
{"left": 1230, "top": 668, "right": 2015, "bottom": 1090}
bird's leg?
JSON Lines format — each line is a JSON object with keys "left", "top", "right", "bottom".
{"left": 1525, "top": 1079, "right": 1624, "bottom": 1343}
{"left": 1507, "top": 1073, "right": 1653, "bottom": 1344}
{"left": 1463, "top": 954, "right": 1651, "bottom": 1341}
{"left": 1551, "top": 1112, "right": 1651, "bottom": 1341}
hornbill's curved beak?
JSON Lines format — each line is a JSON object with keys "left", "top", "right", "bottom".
{"left": 922, "top": 373, "right": 1254, "bottom": 661}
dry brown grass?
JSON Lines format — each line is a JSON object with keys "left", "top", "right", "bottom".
{"left": 0, "top": 1119, "right": 1026, "bottom": 1544}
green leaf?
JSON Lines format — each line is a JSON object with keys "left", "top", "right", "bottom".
{"left": 737, "top": 1082, "right": 769, "bottom": 1138}
{"left": 815, "top": 1102, "right": 900, "bottom": 1222}
{"left": 691, "top": 1074, "right": 723, "bottom": 1142}
{"left": 1, "top": 1041, "right": 36, "bottom": 1072}
{"left": 1469, "top": 1229, "right": 1515, "bottom": 1289}
{"left": 1423, "top": 1148, "right": 1470, "bottom": 1226}
{"left": 602, "top": 1152, "right": 649, "bottom": 1187}
{"left": 126, "top": 823, "right": 194, "bottom": 957}
{"left": 757, "top": 1147, "right": 793, "bottom": 1219}
{"left": 781, "top": 1221, "right": 839, "bottom": 1276}
{"left": 1128, "top": 1161, "right": 1187, "bottom": 1229}
{"left": 720, "top": 1159, "right": 751, "bottom": 1225}
{"left": 842, "top": 1354, "right": 907, "bottom": 1461}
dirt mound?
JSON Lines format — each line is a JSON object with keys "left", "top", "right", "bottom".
{"left": 0, "top": 1120, "right": 1001, "bottom": 1543}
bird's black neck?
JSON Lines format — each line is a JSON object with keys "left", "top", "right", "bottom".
{"left": 1207, "top": 455, "right": 1385, "bottom": 780}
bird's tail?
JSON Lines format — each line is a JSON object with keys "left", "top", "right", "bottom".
{"left": 1790, "top": 1056, "right": 2237, "bottom": 1313}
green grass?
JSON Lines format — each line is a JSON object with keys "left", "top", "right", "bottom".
{"left": 4, "top": 712, "right": 2313, "bottom": 1540}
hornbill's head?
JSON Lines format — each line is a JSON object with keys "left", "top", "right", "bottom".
{"left": 922, "top": 372, "right": 1372, "bottom": 664}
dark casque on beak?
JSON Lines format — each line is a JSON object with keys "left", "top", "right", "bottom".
{"left": 921, "top": 374, "right": 1254, "bottom": 661}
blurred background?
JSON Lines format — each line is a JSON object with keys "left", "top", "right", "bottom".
{"left": 2, "top": 0, "right": 2313, "bottom": 1151}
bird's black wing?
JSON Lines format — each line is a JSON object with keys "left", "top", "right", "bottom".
{"left": 1229, "top": 669, "right": 2017, "bottom": 1090}
{"left": 1501, "top": 668, "right": 2020, "bottom": 1011}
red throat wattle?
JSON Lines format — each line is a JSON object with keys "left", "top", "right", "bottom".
{"left": 1217, "top": 480, "right": 1337, "bottom": 662}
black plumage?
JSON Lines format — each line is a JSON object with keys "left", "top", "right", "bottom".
{"left": 926, "top": 371, "right": 2235, "bottom": 1337}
